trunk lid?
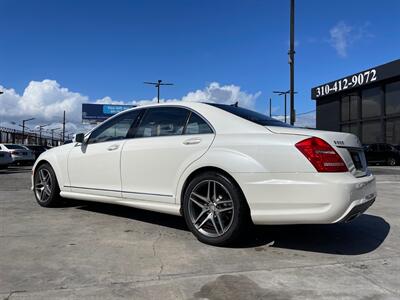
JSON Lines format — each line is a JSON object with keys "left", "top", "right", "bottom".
{"left": 266, "top": 126, "right": 368, "bottom": 177}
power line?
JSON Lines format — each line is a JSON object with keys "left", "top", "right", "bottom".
{"left": 296, "top": 109, "right": 316, "bottom": 116}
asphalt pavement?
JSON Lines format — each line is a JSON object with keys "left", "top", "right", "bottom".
{"left": 0, "top": 166, "right": 399, "bottom": 299}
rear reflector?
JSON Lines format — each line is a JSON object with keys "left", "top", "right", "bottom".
{"left": 295, "top": 137, "right": 348, "bottom": 172}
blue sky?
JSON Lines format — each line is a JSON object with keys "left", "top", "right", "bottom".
{"left": 0, "top": 0, "right": 400, "bottom": 128}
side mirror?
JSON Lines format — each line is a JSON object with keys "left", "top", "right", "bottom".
{"left": 75, "top": 133, "right": 85, "bottom": 143}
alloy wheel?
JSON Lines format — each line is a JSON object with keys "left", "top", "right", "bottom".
{"left": 35, "top": 168, "right": 53, "bottom": 203}
{"left": 388, "top": 158, "right": 396, "bottom": 166}
{"left": 188, "top": 179, "right": 234, "bottom": 238}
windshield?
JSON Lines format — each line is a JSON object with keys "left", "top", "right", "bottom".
{"left": 4, "top": 144, "right": 27, "bottom": 150}
{"left": 207, "top": 103, "right": 292, "bottom": 127}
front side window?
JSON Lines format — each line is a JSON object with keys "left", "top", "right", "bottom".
{"left": 184, "top": 113, "right": 213, "bottom": 135}
{"left": 135, "top": 107, "right": 190, "bottom": 138}
{"left": 89, "top": 110, "right": 140, "bottom": 144}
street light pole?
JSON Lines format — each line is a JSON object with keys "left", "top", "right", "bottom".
{"left": 37, "top": 124, "right": 49, "bottom": 145}
{"left": 289, "top": 0, "right": 296, "bottom": 125}
{"left": 22, "top": 118, "right": 35, "bottom": 145}
{"left": 273, "top": 91, "right": 289, "bottom": 123}
{"left": 62, "top": 111, "right": 66, "bottom": 143}
{"left": 273, "top": 91, "right": 297, "bottom": 123}
{"left": 144, "top": 80, "right": 174, "bottom": 103}
{"left": 49, "top": 128, "right": 60, "bottom": 146}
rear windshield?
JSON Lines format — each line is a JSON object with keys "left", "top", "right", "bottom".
{"left": 4, "top": 144, "right": 26, "bottom": 150}
{"left": 207, "top": 103, "right": 292, "bottom": 127}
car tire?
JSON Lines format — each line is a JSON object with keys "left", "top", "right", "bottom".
{"left": 33, "top": 163, "right": 61, "bottom": 207}
{"left": 183, "top": 171, "right": 250, "bottom": 246}
{"left": 387, "top": 157, "right": 397, "bottom": 166}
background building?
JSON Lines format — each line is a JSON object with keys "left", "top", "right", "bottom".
{"left": 311, "top": 59, "right": 400, "bottom": 145}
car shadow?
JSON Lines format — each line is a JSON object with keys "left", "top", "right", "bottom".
{"left": 68, "top": 200, "right": 389, "bottom": 255}
{"left": 236, "top": 214, "right": 390, "bottom": 254}
{"left": 68, "top": 200, "right": 188, "bottom": 231}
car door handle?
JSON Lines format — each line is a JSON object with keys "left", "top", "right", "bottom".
{"left": 183, "top": 138, "right": 202, "bottom": 145}
{"left": 107, "top": 144, "right": 120, "bottom": 151}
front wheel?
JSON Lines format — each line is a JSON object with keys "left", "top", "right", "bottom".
{"left": 387, "top": 157, "right": 397, "bottom": 166}
{"left": 33, "top": 163, "right": 61, "bottom": 207}
{"left": 183, "top": 171, "right": 250, "bottom": 246}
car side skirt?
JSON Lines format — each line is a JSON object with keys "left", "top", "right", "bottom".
{"left": 60, "top": 191, "right": 181, "bottom": 216}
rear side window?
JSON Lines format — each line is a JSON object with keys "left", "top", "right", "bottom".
{"left": 207, "top": 103, "right": 292, "bottom": 127}
{"left": 184, "top": 112, "right": 213, "bottom": 135}
{"left": 135, "top": 107, "right": 190, "bottom": 138}
{"left": 89, "top": 110, "right": 141, "bottom": 144}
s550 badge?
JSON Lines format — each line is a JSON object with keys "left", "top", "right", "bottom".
{"left": 334, "top": 140, "right": 345, "bottom": 146}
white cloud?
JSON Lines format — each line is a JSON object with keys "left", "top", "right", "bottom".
{"left": 181, "top": 82, "right": 261, "bottom": 108}
{"left": 0, "top": 80, "right": 87, "bottom": 124}
{"left": 329, "top": 21, "right": 373, "bottom": 58}
{"left": 329, "top": 21, "right": 353, "bottom": 57}
{"left": 95, "top": 96, "right": 125, "bottom": 105}
{"left": 0, "top": 80, "right": 261, "bottom": 134}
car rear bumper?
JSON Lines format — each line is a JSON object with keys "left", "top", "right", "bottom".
{"left": 232, "top": 172, "right": 376, "bottom": 225}
{"left": 338, "top": 198, "right": 375, "bottom": 222}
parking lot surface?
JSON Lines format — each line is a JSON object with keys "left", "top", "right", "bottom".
{"left": 1, "top": 166, "right": 399, "bottom": 299}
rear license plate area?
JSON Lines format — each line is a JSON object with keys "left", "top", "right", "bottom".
{"left": 349, "top": 150, "right": 363, "bottom": 170}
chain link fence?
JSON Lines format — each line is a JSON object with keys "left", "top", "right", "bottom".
{"left": 0, "top": 127, "right": 63, "bottom": 147}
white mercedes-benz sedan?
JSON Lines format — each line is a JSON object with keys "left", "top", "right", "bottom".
{"left": 32, "top": 102, "right": 376, "bottom": 245}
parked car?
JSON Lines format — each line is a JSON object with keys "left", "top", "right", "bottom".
{"left": 0, "top": 144, "right": 35, "bottom": 165}
{"left": 363, "top": 143, "right": 400, "bottom": 166}
{"left": 32, "top": 102, "right": 376, "bottom": 246}
{"left": 0, "top": 150, "right": 13, "bottom": 169}
{"left": 23, "top": 145, "right": 48, "bottom": 160}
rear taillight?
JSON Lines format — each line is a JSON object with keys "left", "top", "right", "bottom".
{"left": 295, "top": 137, "right": 348, "bottom": 172}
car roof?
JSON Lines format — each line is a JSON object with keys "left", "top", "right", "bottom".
{"left": 87, "top": 101, "right": 269, "bottom": 135}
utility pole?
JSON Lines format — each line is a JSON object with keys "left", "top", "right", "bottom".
{"left": 289, "top": 0, "right": 296, "bottom": 125}
{"left": 21, "top": 118, "right": 35, "bottom": 144}
{"left": 144, "top": 80, "right": 174, "bottom": 103}
{"left": 269, "top": 98, "right": 272, "bottom": 117}
{"left": 62, "top": 110, "right": 66, "bottom": 143}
